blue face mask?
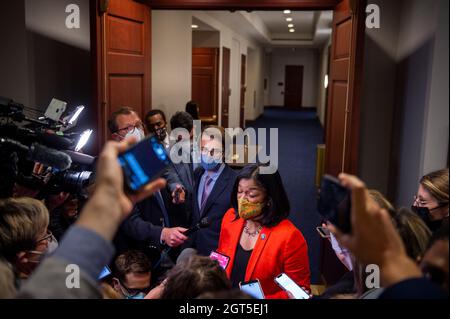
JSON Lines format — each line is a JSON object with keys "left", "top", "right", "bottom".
{"left": 126, "top": 293, "right": 145, "bottom": 299}
{"left": 201, "top": 154, "right": 221, "bottom": 171}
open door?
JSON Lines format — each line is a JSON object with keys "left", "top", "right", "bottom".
{"left": 324, "top": 0, "right": 366, "bottom": 176}
{"left": 93, "top": 0, "right": 151, "bottom": 147}
{"left": 192, "top": 48, "right": 219, "bottom": 125}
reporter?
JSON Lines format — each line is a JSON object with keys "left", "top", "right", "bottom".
{"left": 328, "top": 174, "right": 447, "bottom": 299}
{"left": 18, "top": 138, "right": 166, "bottom": 299}
{"left": 412, "top": 169, "right": 449, "bottom": 232}
{"left": 0, "top": 197, "right": 52, "bottom": 285}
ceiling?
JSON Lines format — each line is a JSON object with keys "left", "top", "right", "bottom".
{"left": 193, "top": 10, "right": 333, "bottom": 49}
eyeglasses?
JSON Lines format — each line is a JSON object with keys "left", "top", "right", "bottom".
{"left": 35, "top": 230, "right": 55, "bottom": 246}
{"left": 118, "top": 279, "right": 151, "bottom": 297}
{"left": 201, "top": 147, "right": 223, "bottom": 158}
{"left": 413, "top": 195, "right": 429, "bottom": 207}
{"left": 116, "top": 122, "right": 144, "bottom": 136}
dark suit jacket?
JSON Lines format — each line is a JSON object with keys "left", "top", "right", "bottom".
{"left": 114, "top": 189, "right": 171, "bottom": 255}
{"left": 163, "top": 161, "right": 194, "bottom": 227}
{"left": 190, "top": 165, "right": 238, "bottom": 256}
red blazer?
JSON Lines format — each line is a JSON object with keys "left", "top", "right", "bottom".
{"left": 217, "top": 208, "right": 310, "bottom": 299}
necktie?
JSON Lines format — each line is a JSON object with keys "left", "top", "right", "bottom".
{"left": 200, "top": 175, "right": 213, "bottom": 210}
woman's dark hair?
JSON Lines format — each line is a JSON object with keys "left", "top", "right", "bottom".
{"left": 186, "top": 101, "right": 200, "bottom": 120}
{"left": 161, "top": 256, "right": 231, "bottom": 299}
{"left": 170, "top": 111, "right": 193, "bottom": 132}
{"left": 230, "top": 164, "right": 290, "bottom": 227}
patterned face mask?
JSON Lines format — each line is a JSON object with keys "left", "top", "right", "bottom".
{"left": 238, "top": 197, "right": 265, "bottom": 220}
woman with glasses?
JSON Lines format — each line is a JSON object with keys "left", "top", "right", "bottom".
{"left": 0, "top": 197, "right": 52, "bottom": 286}
{"left": 216, "top": 164, "right": 310, "bottom": 299}
{"left": 412, "top": 169, "right": 449, "bottom": 232}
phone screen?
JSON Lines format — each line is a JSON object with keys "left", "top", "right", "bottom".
{"left": 98, "top": 266, "right": 112, "bottom": 280}
{"left": 317, "top": 175, "right": 352, "bottom": 233}
{"left": 239, "top": 280, "right": 265, "bottom": 299}
{"left": 275, "top": 273, "right": 310, "bottom": 299}
{"left": 209, "top": 251, "right": 230, "bottom": 270}
{"left": 118, "top": 136, "right": 170, "bottom": 192}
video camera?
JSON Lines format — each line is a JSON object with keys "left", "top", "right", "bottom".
{"left": 0, "top": 96, "right": 95, "bottom": 199}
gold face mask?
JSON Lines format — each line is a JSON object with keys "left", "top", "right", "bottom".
{"left": 238, "top": 197, "right": 265, "bottom": 220}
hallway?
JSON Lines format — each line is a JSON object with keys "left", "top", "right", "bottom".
{"left": 247, "top": 107, "right": 324, "bottom": 284}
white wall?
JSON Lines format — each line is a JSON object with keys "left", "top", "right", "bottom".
{"left": 422, "top": 0, "right": 449, "bottom": 175}
{"left": 152, "top": 11, "right": 266, "bottom": 128}
{"left": 151, "top": 11, "right": 192, "bottom": 123}
{"left": 246, "top": 47, "right": 266, "bottom": 121}
{"left": 192, "top": 31, "right": 220, "bottom": 48}
{"left": 268, "top": 48, "right": 319, "bottom": 108}
{"left": 358, "top": 0, "right": 448, "bottom": 206}
{"left": 393, "top": 0, "right": 447, "bottom": 207}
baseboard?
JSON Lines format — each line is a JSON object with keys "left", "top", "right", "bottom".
{"left": 264, "top": 105, "right": 317, "bottom": 112}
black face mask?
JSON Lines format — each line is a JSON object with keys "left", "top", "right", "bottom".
{"left": 155, "top": 127, "right": 167, "bottom": 140}
{"left": 411, "top": 206, "right": 444, "bottom": 232}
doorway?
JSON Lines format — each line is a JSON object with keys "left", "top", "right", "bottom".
{"left": 284, "top": 65, "right": 304, "bottom": 108}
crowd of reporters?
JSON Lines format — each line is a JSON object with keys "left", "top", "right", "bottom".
{"left": 0, "top": 102, "right": 448, "bottom": 300}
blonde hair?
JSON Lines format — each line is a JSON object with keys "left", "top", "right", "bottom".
{"left": 420, "top": 169, "right": 449, "bottom": 206}
{"left": 0, "top": 197, "right": 49, "bottom": 261}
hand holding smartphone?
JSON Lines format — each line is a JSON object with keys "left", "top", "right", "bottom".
{"left": 274, "top": 273, "right": 310, "bottom": 299}
{"left": 317, "top": 175, "right": 352, "bottom": 234}
{"left": 118, "top": 136, "right": 170, "bottom": 193}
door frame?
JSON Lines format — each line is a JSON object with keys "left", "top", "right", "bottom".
{"left": 144, "top": 0, "right": 340, "bottom": 10}
{"left": 93, "top": 0, "right": 365, "bottom": 175}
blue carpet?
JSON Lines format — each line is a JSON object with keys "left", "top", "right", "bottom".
{"left": 247, "top": 108, "right": 324, "bottom": 284}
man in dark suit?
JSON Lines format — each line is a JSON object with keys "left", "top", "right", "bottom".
{"left": 190, "top": 126, "right": 238, "bottom": 256}
{"left": 108, "top": 107, "right": 189, "bottom": 265}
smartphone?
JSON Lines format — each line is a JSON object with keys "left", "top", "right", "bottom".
{"left": 274, "top": 273, "right": 310, "bottom": 299}
{"left": 98, "top": 266, "right": 112, "bottom": 280}
{"left": 118, "top": 135, "right": 170, "bottom": 192}
{"left": 316, "top": 226, "right": 331, "bottom": 239}
{"left": 209, "top": 251, "right": 230, "bottom": 270}
{"left": 239, "top": 280, "right": 265, "bottom": 299}
{"left": 317, "top": 175, "right": 352, "bottom": 234}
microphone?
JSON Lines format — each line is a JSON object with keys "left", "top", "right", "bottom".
{"left": 0, "top": 138, "right": 72, "bottom": 171}
{"left": 30, "top": 143, "right": 72, "bottom": 171}
{"left": 176, "top": 248, "right": 198, "bottom": 265}
{"left": 184, "top": 217, "right": 211, "bottom": 236}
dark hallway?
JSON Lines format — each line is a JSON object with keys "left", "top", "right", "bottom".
{"left": 247, "top": 107, "right": 325, "bottom": 284}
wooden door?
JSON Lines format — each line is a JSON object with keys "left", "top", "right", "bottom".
{"left": 325, "top": 0, "right": 366, "bottom": 176}
{"left": 284, "top": 65, "right": 303, "bottom": 108}
{"left": 221, "top": 47, "right": 231, "bottom": 128}
{"left": 240, "top": 54, "right": 246, "bottom": 128}
{"left": 192, "top": 48, "right": 219, "bottom": 125}
{"left": 93, "top": 0, "right": 151, "bottom": 146}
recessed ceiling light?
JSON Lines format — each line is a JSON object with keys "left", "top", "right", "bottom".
{"left": 286, "top": 17, "right": 293, "bottom": 22}
{"left": 191, "top": 24, "right": 199, "bottom": 29}
{"left": 289, "top": 29, "right": 295, "bottom": 33}
{"left": 288, "top": 24, "right": 294, "bottom": 28}
{"left": 283, "top": 10, "right": 291, "bottom": 14}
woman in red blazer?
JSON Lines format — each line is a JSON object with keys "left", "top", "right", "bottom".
{"left": 216, "top": 165, "right": 310, "bottom": 299}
